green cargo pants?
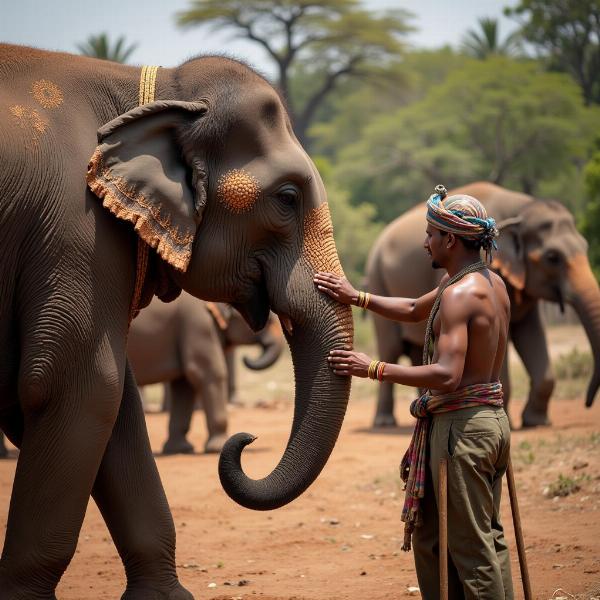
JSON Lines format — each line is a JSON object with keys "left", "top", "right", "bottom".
{"left": 411, "top": 405, "right": 514, "bottom": 600}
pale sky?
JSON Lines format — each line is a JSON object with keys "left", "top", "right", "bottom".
{"left": 1, "top": 0, "right": 518, "bottom": 74}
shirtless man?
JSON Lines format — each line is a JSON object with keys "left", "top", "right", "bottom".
{"left": 315, "top": 186, "right": 513, "bottom": 599}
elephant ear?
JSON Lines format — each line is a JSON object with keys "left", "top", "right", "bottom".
{"left": 492, "top": 216, "right": 526, "bottom": 294}
{"left": 87, "top": 100, "right": 208, "bottom": 272}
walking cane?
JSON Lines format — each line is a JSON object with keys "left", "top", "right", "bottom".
{"left": 438, "top": 457, "right": 449, "bottom": 600}
{"left": 506, "top": 455, "right": 533, "bottom": 600}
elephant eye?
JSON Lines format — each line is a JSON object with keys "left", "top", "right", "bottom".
{"left": 545, "top": 250, "right": 562, "bottom": 265}
{"left": 276, "top": 184, "right": 300, "bottom": 207}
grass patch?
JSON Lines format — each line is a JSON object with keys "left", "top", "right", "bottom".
{"left": 545, "top": 474, "right": 589, "bottom": 498}
{"left": 554, "top": 348, "right": 593, "bottom": 380}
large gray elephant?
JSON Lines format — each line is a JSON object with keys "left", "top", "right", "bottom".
{"left": 367, "top": 182, "right": 600, "bottom": 429}
{"left": 128, "top": 295, "right": 283, "bottom": 455}
{"left": 0, "top": 44, "right": 353, "bottom": 598}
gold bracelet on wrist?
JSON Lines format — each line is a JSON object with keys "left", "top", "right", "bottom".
{"left": 368, "top": 360, "right": 378, "bottom": 379}
{"left": 363, "top": 292, "right": 371, "bottom": 309}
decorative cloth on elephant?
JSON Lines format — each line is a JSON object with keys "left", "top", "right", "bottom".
{"left": 399, "top": 382, "right": 504, "bottom": 551}
{"left": 426, "top": 184, "right": 499, "bottom": 261}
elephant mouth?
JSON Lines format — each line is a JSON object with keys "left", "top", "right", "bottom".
{"left": 232, "top": 275, "right": 271, "bottom": 332}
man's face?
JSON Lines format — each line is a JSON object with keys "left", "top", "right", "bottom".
{"left": 424, "top": 224, "right": 447, "bottom": 269}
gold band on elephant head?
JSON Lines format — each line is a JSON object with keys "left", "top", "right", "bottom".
{"left": 139, "top": 65, "right": 159, "bottom": 105}
{"left": 129, "top": 65, "right": 160, "bottom": 323}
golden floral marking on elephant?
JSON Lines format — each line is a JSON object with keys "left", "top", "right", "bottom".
{"left": 216, "top": 169, "right": 261, "bottom": 213}
{"left": 87, "top": 148, "right": 194, "bottom": 271}
{"left": 303, "top": 203, "right": 353, "bottom": 343}
{"left": 30, "top": 79, "right": 63, "bottom": 109}
{"left": 9, "top": 104, "right": 49, "bottom": 143}
{"left": 302, "top": 203, "right": 344, "bottom": 276}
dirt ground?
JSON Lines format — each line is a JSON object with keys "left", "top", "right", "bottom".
{"left": 1, "top": 325, "right": 599, "bottom": 599}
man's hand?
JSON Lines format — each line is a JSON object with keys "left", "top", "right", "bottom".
{"left": 328, "top": 349, "right": 372, "bottom": 377}
{"left": 314, "top": 272, "right": 358, "bottom": 305}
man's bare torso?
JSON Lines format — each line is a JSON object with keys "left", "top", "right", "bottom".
{"left": 432, "top": 269, "right": 510, "bottom": 394}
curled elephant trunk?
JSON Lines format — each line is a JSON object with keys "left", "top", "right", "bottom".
{"left": 243, "top": 325, "right": 284, "bottom": 371}
{"left": 567, "top": 255, "right": 600, "bottom": 407}
{"left": 219, "top": 299, "right": 353, "bottom": 510}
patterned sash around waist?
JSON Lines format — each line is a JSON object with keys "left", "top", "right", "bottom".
{"left": 399, "top": 382, "right": 503, "bottom": 551}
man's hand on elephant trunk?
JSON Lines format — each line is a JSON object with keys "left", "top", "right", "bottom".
{"left": 314, "top": 272, "right": 358, "bottom": 304}
{"left": 328, "top": 349, "right": 372, "bottom": 377}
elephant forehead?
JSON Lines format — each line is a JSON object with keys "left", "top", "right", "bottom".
{"left": 302, "top": 203, "right": 344, "bottom": 276}
{"left": 216, "top": 169, "right": 261, "bottom": 213}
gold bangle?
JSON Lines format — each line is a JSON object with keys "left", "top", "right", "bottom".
{"left": 377, "top": 361, "right": 386, "bottom": 381}
{"left": 368, "top": 360, "right": 378, "bottom": 379}
{"left": 363, "top": 292, "right": 371, "bottom": 309}
{"left": 356, "top": 291, "right": 364, "bottom": 308}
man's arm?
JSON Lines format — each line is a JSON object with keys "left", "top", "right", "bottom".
{"left": 314, "top": 272, "right": 449, "bottom": 323}
{"left": 328, "top": 285, "right": 469, "bottom": 393}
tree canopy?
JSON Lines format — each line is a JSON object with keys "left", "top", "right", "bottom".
{"left": 460, "top": 17, "right": 522, "bottom": 58}
{"left": 326, "top": 57, "right": 599, "bottom": 222}
{"left": 176, "top": 0, "right": 412, "bottom": 144}
{"left": 76, "top": 33, "right": 138, "bottom": 63}
{"left": 505, "top": 0, "right": 600, "bottom": 105}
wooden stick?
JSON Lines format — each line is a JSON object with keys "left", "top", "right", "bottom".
{"left": 439, "top": 457, "right": 449, "bottom": 600}
{"left": 506, "top": 455, "right": 533, "bottom": 600}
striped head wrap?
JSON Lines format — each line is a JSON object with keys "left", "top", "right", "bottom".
{"left": 426, "top": 184, "right": 498, "bottom": 261}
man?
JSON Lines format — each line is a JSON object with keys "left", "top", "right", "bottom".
{"left": 314, "top": 186, "right": 513, "bottom": 599}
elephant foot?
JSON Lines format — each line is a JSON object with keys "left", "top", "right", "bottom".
{"left": 162, "top": 439, "right": 195, "bottom": 455}
{"left": 204, "top": 433, "right": 228, "bottom": 454}
{"left": 372, "top": 413, "right": 398, "bottom": 428}
{"left": 521, "top": 407, "right": 551, "bottom": 428}
{"left": 121, "top": 582, "right": 194, "bottom": 600}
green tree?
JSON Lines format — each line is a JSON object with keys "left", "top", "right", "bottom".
{"left": 176, "top": 0, "right": 411, "bottom": 144}
{"left": 581, "top": 138, "right": 600, "bottom": 276}
{"left": 314, "top": 157, "right": 382, "bottom": 284}
{"left": 461, "top": 17, "right": 522, "bottom": 58}
{"left": 76, "top": 33, "right": 138, "bottom": 63}
{"left": 505, "top": 0, "right": 600, "bottom": 105}
{"left": 333, "top": 57, "right": 598, "bottom": 222}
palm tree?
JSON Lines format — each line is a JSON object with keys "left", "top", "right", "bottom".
{"left": 461, "top": 17, "right": 521, "bottom": 59}
{"left": 76, "top": 33, "right": 138, "bottom": 63}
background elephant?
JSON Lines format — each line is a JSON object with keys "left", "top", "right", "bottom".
{"left": 128, "top": 295, "right": 283, "bottom": 455}
{"left": 366, "top": 181, "right": 600, "bottom": 428}
{"left": 0, "top": 44, "right": 352, "bottom": 598}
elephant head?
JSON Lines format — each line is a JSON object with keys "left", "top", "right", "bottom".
{"left": 87, "top": 56, "right": 353, "bottom": 509}
{"left": 493, "top": 199, "right": 600, "bottom": 407}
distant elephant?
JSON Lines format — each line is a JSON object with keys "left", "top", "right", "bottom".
{"left": 128, "top": 295, "right": 283, "bottom": 455}
{"left": 367, "top": 182, "right": 600, "bottom": 429}
{"left": 0, "top": 44, "right": 353, "bottom": 598}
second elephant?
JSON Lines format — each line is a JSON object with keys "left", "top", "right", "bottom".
{"left": 367, "top": 182, "right": 600, "bottom": 428}
{"left": 128, "top": 294, "right": 284, "bottom": 454}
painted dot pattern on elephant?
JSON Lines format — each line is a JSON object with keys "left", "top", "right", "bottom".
{"left": 30, "top": 79, "right": 64, "bottom": 109}
{"left": 216, "top": 169, "right": 261, "bottom": 213}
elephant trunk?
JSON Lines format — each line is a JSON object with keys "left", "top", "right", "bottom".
{"left": 219, "top": 299, "right": 353, "bottom": 510}
{"left": 567, "top": 255, "right": 600, "bottom": 407}
{"left": 243, "top": 325, "right": 284, "bottom": 370}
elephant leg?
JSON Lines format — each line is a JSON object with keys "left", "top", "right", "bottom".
{"left": 225, "top": 349, "right": 241, "bottom": 405}
{"left": 199, "top": 374, "right": 228, "bottom": 454}
{"left": 0, "top": 358, "right": 123, "bottom": 598}
{"left": 162, "top": 378, "right": 195, "bottom": 456}
{"left": 92, "top": 362, "right": 193, "bottom": 600}
{"left": 500, "top": 348, "right": 514, "bottom": 429}
{"left": 372, "top": 314, "right": 403, "bottom": 427}
{"left": 511, "top": 305, "right": 554, "bottom": 427}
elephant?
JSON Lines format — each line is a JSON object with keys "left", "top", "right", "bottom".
{"left": 0, "top": 44, "right": 353, "bottom": 598}
{"left": 0, "top": 298, "right": 283, "bottom": 457}
{"left": 127, "top": 294, "right": 284, "bottom": 455}
{"left": 366, "top": 181, "right": 600, "bottom": 429}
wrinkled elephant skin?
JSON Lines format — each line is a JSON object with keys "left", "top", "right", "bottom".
{"left": 366, "top": 181, "right": 600, "bottom": 429}
{"left": 0, "top": 44, "right": 353, "bottom": 598}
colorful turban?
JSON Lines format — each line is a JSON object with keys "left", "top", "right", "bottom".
{"left": 426, "top": 184, "right": 498, "bottom": 260}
